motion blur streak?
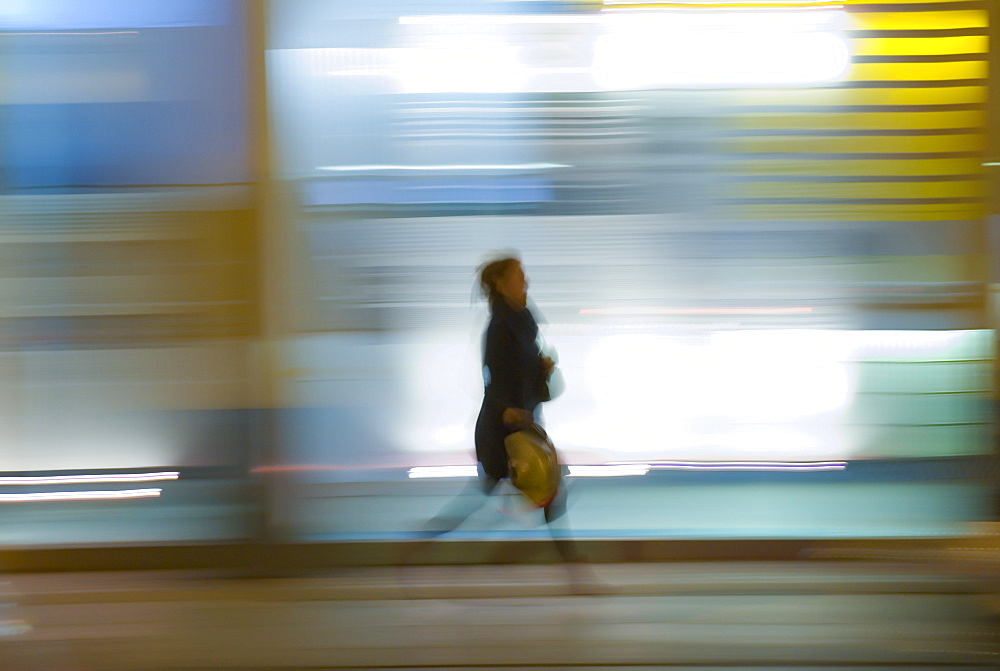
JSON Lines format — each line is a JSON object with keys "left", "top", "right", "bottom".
{"left": 579, "top": 307, "right": 815, "bottom": 315}
{"left": 0, "top": 472, "right": 179, "bottom": 485}
{"left": 408, "top": 465, "right": 480, "bottom": 479}
{"left": 0, "top": 0, "right": 254, "bottom": 545}
{"left": 0, "top": 0, "right": 990, "bottom": 548}
{"left": 0, "top": 488, "right": 161, "bottom": 502}
{"left": 266, "top": 0, "right": 994, "bottom": 543}
{"left": 0, "top": 3, "right": 996, "bottom": 668}
{"left": 644, "top": 460, "right": 848, "bottom": 471}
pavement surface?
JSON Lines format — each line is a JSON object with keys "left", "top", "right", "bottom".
{"left": 0, "top": 559, "right": 996, "bottom": 670}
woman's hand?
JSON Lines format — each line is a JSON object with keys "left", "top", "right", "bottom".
{"left": 540, "top": 356, "right": 555, "bottom": 378}
{"left": 503, "top": 408, "right": 534, "bottom": 426}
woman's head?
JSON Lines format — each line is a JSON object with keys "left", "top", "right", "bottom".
{"left": 478, "top": 255, "right": 527, "bottom": 308}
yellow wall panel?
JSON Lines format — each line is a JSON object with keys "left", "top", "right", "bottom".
{"left": 851, "top": 10, "right": 987, "bottom": 31}
{"left": 728, "top": 204, "right": 984, "bottom": 221}
{"left": 683, "top": 2, "right": 987, "bottom": 226}
{"left": 737, "top": 181, "right": 984, "bottom": 200}
{"left": 846, "top": 86, "right": 985, "bottom": 106}
{"left": 731, "top": 111, "right": 985, "bottom": 132}
{"left": 849, "top": 61, "right": 987, "bottom": 82}
{"left": 851, "top": 36, "right": 987, "bottom": 56}
{"left": 733, "top": 158, "right": 983, "bottom": 177}
{"left": 733, "top": 133, "right": 983, "bottom": 154}
{"left": 732, "top": 87, "right": 984, "bottom": 107}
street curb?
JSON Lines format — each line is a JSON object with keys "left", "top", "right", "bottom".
{"left": 0, "top": 534, "right": 995, "bottom": 573}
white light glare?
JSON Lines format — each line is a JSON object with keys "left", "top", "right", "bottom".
{"left": 395, "top": 42, "right": 527, "bottom": 94}
{"left": 331, "top": 9, "right": 849, "bottom": 93}
{"left": 0, "top": 488, "right": 162, "bottom": 502}
{"left": 641, "top": 460, "right": 846, "bottom": 471}
{"left": 580, "top": 307, "right": 813, "bottom": 316}
{"left": 0, "top": 30, "right": 139, "bottom": 35}
{"left": 568, "top": 465, "right": 650, "bottom": 477}
{"left": 0, "top": 472, "right": 178, "bottom": 486}
{"left": 594, "top": 11, "right": 850, "bottom": 89}
{"left": 710, "top": 330, "right": 851, "bottom": 421}
{"left": 408, "top": 465, "right": 479, "bottom": 479}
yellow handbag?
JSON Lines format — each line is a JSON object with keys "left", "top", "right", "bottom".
{"left": 505, "top": 423, "right": 562, "bottom": 508}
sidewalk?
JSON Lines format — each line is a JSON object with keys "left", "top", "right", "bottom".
{"left": 0, "top": 561, "right": 996, "bottom": 670}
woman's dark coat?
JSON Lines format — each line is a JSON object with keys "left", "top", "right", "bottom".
{"left": 475, "top": 298, "right": 548, "bottom": 480}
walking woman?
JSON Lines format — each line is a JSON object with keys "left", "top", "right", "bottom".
{"left": 475, "top": 255, "right": 550, "bottom": 493}
{"left": 417, "top": 254, "right": 607, "bottom": 592}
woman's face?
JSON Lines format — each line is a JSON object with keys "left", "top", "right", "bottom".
{"left": 496, "top": 262, "right": 528, "bottom": 308}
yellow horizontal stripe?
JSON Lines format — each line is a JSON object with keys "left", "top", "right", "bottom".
{"left": 853, "top": 86, "right": 986, "bottom": 106}
{"left": 734, "top": 181, "right": 984, "bottom": 199}
{"left": 732, "top": 134, "right": 983, "bottom": 153}
{"left": 733, "top": 86, "right": 984, "bottom": 107}
{"left": 733, "top": 158, "right": 982, "bottom": 176}
{"left": 848, "top": 60, "right": 987, "bottom": 82}
{"left": 851, "top": 35, "right": 987, "bottom": 56}
{"left": 602, "top": 0, "right": 969, "bottom": 6}
{"left": 731, "top": 110, "right": 985, "bottom": 131}
{"left": 602, "top": 1, "right": 843, "bottom": 7}
{"left": 851, "top": 10, "right": 987, "bottom": 31}
{"left": 724, "top": 204, "right": 984, "bottom": 220}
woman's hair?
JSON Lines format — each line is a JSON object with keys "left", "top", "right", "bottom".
{"left": 477, "top": 254, "right": 521, "bottom": 304}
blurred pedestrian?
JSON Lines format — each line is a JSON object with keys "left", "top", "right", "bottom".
{"left": 411, "top": 254, "right": 607, "bottom": 593}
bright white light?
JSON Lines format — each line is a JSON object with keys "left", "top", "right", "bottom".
{"left": 716, "top": 424, "right": 837, "bottom": 459}
{"left": 568, "top": 464, "right": 650, "bottom": 477}
{"left": 845, "top": 330, "right": 984, "bottom": 361}
{"left": 339, "top": 9, "right": 848, "bottom": 93}
{"left": 395, "top": 332, "right": 483, "bottom": 454}
{"left": 0, "top": 472, "right": 178, "bottom": 486}
{"left": 643, "top": 460, "right": 846, "bottom": 471}
{"left": 710, "top": 330, "right": 851, "bottom": 421}
{"left": 327, "top": 69, "right": 392, "bottom": 78}
{"left": 587, "top": 334, "right": 700, "bottom": 416}
{"left": 568, "top": 329, "right": 853, "bottom": 457}
{"left": 430, "top": 425, "right": 468, "bottom": 448}
{"left": 395, "top": 41, "right": 529, "bottom": 94}
{"left": 317, "top": 164, "right": 567, "bottom": 171}
{"left": 579, "top": 335, "right": 704, "bottom": 453}
{"left": 580, "top": 307, "right": 813, "bottom": 316}
{"left": 408, "top": 465, "right": 478, "bottom": 479}
{"left": 0, "top": 488, "right": 162, "bottom": 502}
{"left": 593, "top": 11, "right": 849, "bottom": 89}
{"left": 0, "top": 30, "right": 138, "bottom": 35}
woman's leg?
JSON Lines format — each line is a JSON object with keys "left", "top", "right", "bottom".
{"left": 542, "top": 485, "right": 583, "bottom": 563}
{"left": 543, "top": 484, "right": 613, "bottom": 594}
{"left": 421, "top": 465, "right": 500, "bottom": 537}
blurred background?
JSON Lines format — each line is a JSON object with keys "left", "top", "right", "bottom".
{"left": 0, "top": 0, "right": 997, "bottom": 554}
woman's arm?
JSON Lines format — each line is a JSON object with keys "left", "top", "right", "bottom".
{"left": 484, "top": 319, "right": 531, "bottom": 424}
